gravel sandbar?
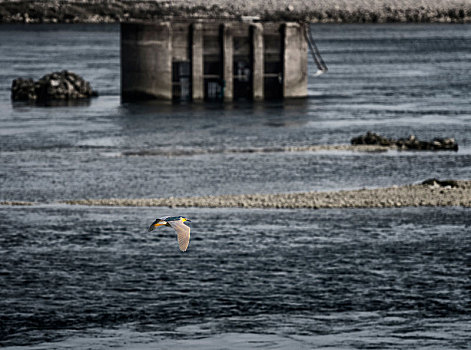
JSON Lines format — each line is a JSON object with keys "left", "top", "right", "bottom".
{"left": 61, "top": 180, "right": 471, "bottom": 209}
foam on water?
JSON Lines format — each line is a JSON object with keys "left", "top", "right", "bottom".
{"left": 4, "top": 316, "right": 469, "bottom": 350}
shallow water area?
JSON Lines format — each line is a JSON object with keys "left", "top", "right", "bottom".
{"left": 1, "top": 24, "right": 471, "bottom": 201}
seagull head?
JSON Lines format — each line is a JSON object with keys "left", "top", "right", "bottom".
{"left": 148, "top": 216, "right": 191, "bottom": 232}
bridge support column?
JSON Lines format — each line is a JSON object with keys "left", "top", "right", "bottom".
{"left": 251, "top": 23, "right": 264, "bottom": 101}
{"left": 222, "top": 23, "right": 233, "bottom": 102}
{"left": 283, "top": 23, "right": 307, "bottom": 98}
{"left": 191, "top": 22, "right": 204, "bottom": 101}
{"left": 121, "top": 22, "right": 172, "bottom": 101}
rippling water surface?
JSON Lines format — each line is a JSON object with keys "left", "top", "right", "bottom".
{"left": 1, "top": 206, "right": 470, "bottom": 349}
{"left": 0, "top": 24, "right": 470, "bottom": 348}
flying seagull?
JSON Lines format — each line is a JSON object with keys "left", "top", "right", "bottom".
{"left": 148, "top": 216, "right": 191, "bottom": 252}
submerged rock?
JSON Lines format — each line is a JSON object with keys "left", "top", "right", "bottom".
{"left": 11, "top": 70, "right": 97, "bottom": 103}
{"left": 351, "top": 132, "right": 458, "bottom": 151}
{"left": 396, "top": 135, "right": 458, "bottom": 151}
{"left": 422, "top": 178, "right": 459, "bottom": 188}
{"left": 351, "top": 131, "right": 394, "bottom": 146}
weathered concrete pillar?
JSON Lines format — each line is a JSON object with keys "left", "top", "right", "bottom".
{"left": 251, "top": 23, "right": 264, "bottom": 101}
{"left": 283, "top": 23, "right": 307, "bottom": 98}
{"left": 222, "top": 23, "right": 233, "bottom": 101}
{"left": 121, "top": 22, "right": 172, "bottom": 101}
{"left": 191, "top": 22, "right": 204, "bottom": 101}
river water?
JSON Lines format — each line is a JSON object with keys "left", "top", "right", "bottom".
{"left": 0, "top": 24, "right": 470, "bottom": 349}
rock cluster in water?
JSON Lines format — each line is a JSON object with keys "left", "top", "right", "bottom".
{"left": 11, "top": 71, "right": 97, "bottom": 103}
{"left": 351, "top": 131, "right": 458, "bottom": 151}
{"left": 421, "top": 178, "right": 459, "bottom": 188}
{"left": 0, "top": 0, "right": 470, "bottom": 23}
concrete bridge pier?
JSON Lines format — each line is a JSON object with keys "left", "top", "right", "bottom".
{"left": 283, "top": 23, "right": 307, "bottom": 98}
{"left": 191, "top": 22, "right": 204, "bottom": 101}
{"left": 222, "top": 23, "right": 233, "bottom": 102}
{"left": 251, "top": 23, "right": 264, "bottom": 101}
{"left": 121, "top": 22, "right": 173, "bottom": 101}
{"left": 121, "top": 21, "right": 308, "bottom": 102}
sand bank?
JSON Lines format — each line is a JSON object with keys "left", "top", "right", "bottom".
{"left": 60, "top": 180, "right": 471, "bottom": 209}
{"left": 121, "top": 144, "right": 392, "bottom": 157}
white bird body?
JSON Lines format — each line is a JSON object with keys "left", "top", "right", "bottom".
{"left": 148, "top": 216, "right": 191, "bottom": 252}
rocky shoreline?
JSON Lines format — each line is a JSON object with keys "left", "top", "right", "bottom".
{"left": 5, "top": 179, "right": 458, "bottom": 209}
{"left": 1, "top": 0, "right": 471, "bottom": 24}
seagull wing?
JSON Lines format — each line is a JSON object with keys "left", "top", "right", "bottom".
{"left": 169, "top": 220, "right": 191, "bottom": 252}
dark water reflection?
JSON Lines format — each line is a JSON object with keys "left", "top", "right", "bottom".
{"left": 11, "top": 99, "right": 93, "bottom": 108}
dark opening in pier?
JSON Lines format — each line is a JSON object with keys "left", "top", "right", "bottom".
{"left": 203, "top": 25, "right": 223, "bottom": 101}
{"left": 263, "top": 27, "right": 283, "bottom": 99}
{"left": 172, "top": 61, "right": 191, "bottom": 101}
{"left": 233, "top": 34, "right": 252, "bottom": 100}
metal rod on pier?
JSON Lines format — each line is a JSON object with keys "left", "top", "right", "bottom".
{"left": 304, "top": 24, "right": 328, "bottom": 76}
